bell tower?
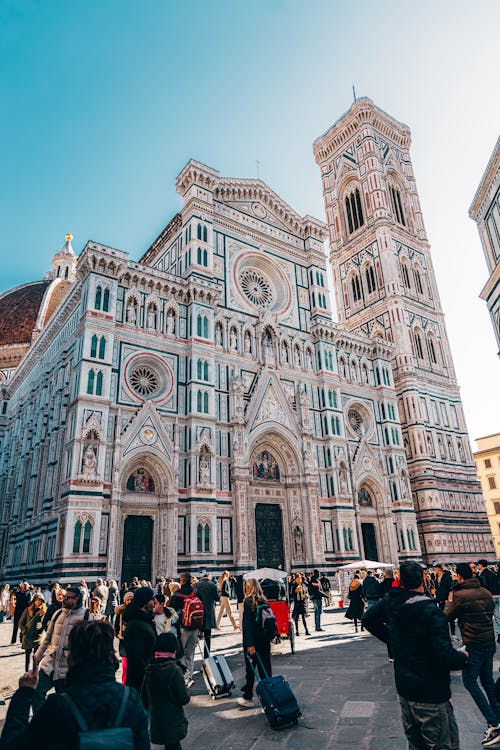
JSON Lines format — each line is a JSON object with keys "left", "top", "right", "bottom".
{"left": 313, "top": 97, "right": 492, "bottom": 562}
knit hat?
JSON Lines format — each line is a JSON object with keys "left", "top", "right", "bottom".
{"left": 156, "top": 632, "right": 178, "bottom": 653}
{"left": 133, "top": 586, "right": 155, "bottom": 608}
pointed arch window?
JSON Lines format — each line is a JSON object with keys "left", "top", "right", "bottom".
{"left": 203, "top": 226, "right": 208, "bottom": 242}
{"left": 197, "top": 247, "right": 202, "bottom": 265}
{"left": 365, "top": 264, "right": 377, "bottom": 294}
{"left": 345, "top": 188, "right": 364, "bottom": 234}
{"left": 197, "top": 223, "right": 202, "bottom": 240}
{"left": 197, "top": 521, "right": 210, "bottom": 552}
{"left": 203, "top": 316, "right": 209, "bottom": 339}
{"left": 73, "top": 521, "right": 82, "bottom": 553}
{"left": 90, "top": 334, "right": 98, "bottom": 358}
{"left": 414, "top": 268, "right": 423, "bottom": 295}
{"left": 390, "top": 185, "right": 406, "bottom": 226}
{"left": 203, "top": 361, "right": 209, "bottom": 381}
{"left": 95, "top": 286, "right": 102, "bottom": 310}
{"left": 203, "top": 249, "right": 208, "bottom": 266}
{"left": 428, "top": 336, "right": 437, "bottom": 365}
{"left": 95, "top": 370, "right": 103, "bottom": 396}
{"left": 402, "top": 263, "right": 411, "bottom": 289}
{"left": 203, "top": 392, "right": 209, "bottom": 413}
{"left": 197, "top": 314, "right": 202, "bottom": 337}
{"left": 87, "top": 370, "right": 95, "bottom": 394}
{"left": 351, "top": 273, "right": 362, "bottom": 303}
{"left": 103, "top": 288, "right": 110, "bottom": 312}
{"left": 82, "top": 521, "right": 92, "bottom": 553}
{"left": 414, "top": 331, "right": 424, "bottom": 360}
{"left": 98, "top": 336, "right": 106, "bottom": 359}
{"left": 197, "top": 359, "right": 203, "bottom": 380}
{"left": 197, "top": 390, "right": 202, "bottom": 412}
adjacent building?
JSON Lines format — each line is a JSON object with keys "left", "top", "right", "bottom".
{"left": 469, "top": 137, "right": 500, "bottom": 356}
{"left": 474, "top": 434, "right": 500, "bottom": 557}
{"left": 0, "top": 99, "right": 492, "bottom": 584}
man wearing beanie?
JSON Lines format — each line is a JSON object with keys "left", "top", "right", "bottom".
{"left": 363, "top": 561, "right": 467, "bottom": 750}
{"left": 32, "top": 585, "right": 92, "bottom": 713}
{"left": 143, "top": 631, "right": 190, "bottom": 749}
{"left": 446, "top": 563, "right": 500, "bottom": 746}
{"left": 123, "top": 585, "right": 156, "bottom": 701}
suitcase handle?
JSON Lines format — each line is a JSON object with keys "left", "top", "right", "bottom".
{"left": 244, "top": 650, "right": 270, "bottom": 681}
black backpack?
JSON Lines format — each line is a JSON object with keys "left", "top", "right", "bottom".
{"left": 59, "top": 685, "right": 133, "bottom": 749}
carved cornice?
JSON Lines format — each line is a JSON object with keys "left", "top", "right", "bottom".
{"left": 311, "top": 320, "right": 393, "bottom": 359}
{"left": 140, "top": 212, "right": 183, "bottom": 266}
{"left": 176, "top": 159, "right": 220, "bottom": 195}
{"left": 313, "top": 97, "right": 412, "bottom": 163}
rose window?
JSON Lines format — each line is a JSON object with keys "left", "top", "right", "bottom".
{"left": 129, "top": 365, "right": 161, "bottom": 397}
{"left": 348, "top": 408, "right": 364, "bottom": 435}
{"left": 239, "top": 268, "right": 275, "bottom": 308}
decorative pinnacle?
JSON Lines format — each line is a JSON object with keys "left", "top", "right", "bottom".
{"left": 65, "top": 233, "right": 73, "bottom": 242}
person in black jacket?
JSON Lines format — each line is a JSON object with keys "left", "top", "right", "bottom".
{"left": 10, "top": 582, "right": 31, "bottom": 645}
{"left": 433, "top": 564, "right": 453, "bottom": 609}
{"left": 478, "top": 560, "right": 500, "bottom": 645}
{"left": 123, "top": 586, "right": 156, "bottom": 703}
{"left": 195, "top": 573, "right": 219, "bottom": 658}
{"left": 238, "top": 579, "right": 273, "bottom": 708}
{"left": 0, "top": 620, "right": 149, "bottom": 750}
{"left": 362, "top": 561, "right": 468, "bottom": 750}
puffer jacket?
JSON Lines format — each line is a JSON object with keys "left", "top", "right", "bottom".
{"left": 362, "top": 588, "right": 467, "bottom": 703}
{"left": 123, "top": 604, "right": 156, "bottom": 694}
{"left": 0, "top": 662, "right": 149, "bottom": 750}
{"left": 18, "top": 607, "right": 45, "bottom": 650}
{"left": 35, "top": 606, "right": 92, "bottom": 680}
{"left": 143, "top": 658, "right": 190, "bottom": 745}
{"left": 445, "top": 577, "right": 495, "bottom": 648}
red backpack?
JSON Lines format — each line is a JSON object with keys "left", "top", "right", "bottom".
{"left": 179, "top": 593, "right": 204, "bottom": 630}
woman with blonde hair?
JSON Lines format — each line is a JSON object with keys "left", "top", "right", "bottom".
{"left": 216, "top": 570, "right": 238, "bottom": 630}
{"left": 114, "top": 590, "right": 134, "bottom": 685}
{"left": 18, "top": 593, "right": 46, "bottom": 671}
{"left": 237, "top": 578, "right": 273, "bottom": 708}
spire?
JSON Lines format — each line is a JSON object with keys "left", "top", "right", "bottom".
{"left": 47, "top": 232, "right": 78, "bottom": 281}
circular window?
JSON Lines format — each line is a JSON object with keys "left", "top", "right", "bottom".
{"left": 239, "top": 268, "right": 275, "bottom": 308}
{"left": 347, "top": 408, "right": 364, "bottom": 435}
{"left": 129, "top": 365, "right": 161, "bottom": 397}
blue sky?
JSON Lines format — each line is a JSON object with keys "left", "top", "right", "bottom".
{"left": 1, "top": 0, "right": 499, "bottom": 442}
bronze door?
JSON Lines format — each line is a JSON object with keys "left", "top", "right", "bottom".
{"left": 361, "top": 522, "right": 379, "bottom": 561}
{"left": 255, "top": 503, "right": 284, "bottom": 569}
{"left": 121, "top": 516, "right": 153, "bottom": 583}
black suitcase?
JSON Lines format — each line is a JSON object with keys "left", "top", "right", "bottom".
{"left": 246, "top": 653, "right": 301, "bottom": 729}
{"left": 199, "top": 642, "right": 234, "bottom": 699}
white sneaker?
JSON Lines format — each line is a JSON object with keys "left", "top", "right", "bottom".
{"left": 483, "top": 725, "right": 500, "bottom": 746}
{"left": 237, "top": 697, "right": 253, "bottom": 708}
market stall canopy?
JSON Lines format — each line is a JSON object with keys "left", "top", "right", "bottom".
{"left": 243, "top": 567, "right": 286, "bottom": 581}
{"left": 336, "top": 559, "right": 394, "bottom": 571}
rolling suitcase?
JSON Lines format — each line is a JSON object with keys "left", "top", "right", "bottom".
{"left": 246, "top": 652, "right": 301, "bottom": 729}
{"left": 199, "top": 641, "right": 234, "bottom": 699}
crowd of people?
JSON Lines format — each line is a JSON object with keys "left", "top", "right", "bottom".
{"left": 0, "top": 568, "right": 332, "bottom": 749}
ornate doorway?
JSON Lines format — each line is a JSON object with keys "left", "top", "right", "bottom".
{"left": 255, "top": 503, "right": 284, "bottom": 569}
{"left": 361, "top": 522, "right": 379, "bottom": 561}
{"left": 121, "top": 516, "right": 153, "bottom": 582}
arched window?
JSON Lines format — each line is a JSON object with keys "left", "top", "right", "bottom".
{"left": 389, "top": 185, "right": 406, "bottom": 226}
{"left": 203, "top": 249, "right": 208, "bottom": 266}
{"left": 197, "top": 315, "right": 202, "bottom": 337}
{"left": 402, "top": 263, "right": 411, "bottom": 289}
{"left": 414, "top": 268, "right": 423, "bottom": 295}
{"left": 90, "top": 334, "right": 98, "bottom": 358}
{"left": 98, "top": 336, "right": 106, "bottom": 359}
{"left": 95, "top": 370, "right": 103, "bottom": 396}
{"left": 345, "top": 188, "right": 364, "bottom": 234}
{"left": 203, "top": 361, "right": 209, "bottom": 381}
{"left": 64, "top": 266, "right": 69, "bottom": 279}
{"left": 347, "top": 528, "right": 353, "bottom": 550}
{"left": 73, "top": 521, "right": 82, "bottom": 553}
{"left": 95, "top": 286, "right": 102, "bottom": 310}
{"left": 103, "top": 288, "right": 110, "bottom": 312}
{"left": 87, "top": 370, "right": 95, "bottom": 394}
{"left": 351, "top": 274, "right": 362, "bottom": 303}
{"left": 203, "top": 316, "right": 209, "bottom": 338}
{"left": 82, "top": 521, "right": 91, "bottom": 553}
{"left": 197, "top": 390, "right": 202, "bottom": 412}
{"left": 414, "top": 331, "right": 424, "bottom": 360}
{"left": 203, "top": 392, "right": 209, "bottom": 413}
{"left": 361, "top": 363, "right": 369, "bottom": 384}
{"left": 197, "top": 521, "right": 210, "bottom": 552}
{"left": 428, "top": 336, "right": 437, "bottom": 365}
{"left": 197, "top": 247, "right": 202, "bottom": 265}
{"left": 197, "top": 223, "right": 202, "bottom": 240}
{"left": 203, "top": 226, "right": 208, "bottom": 242}
{"left": 365, "top": 264, "right": 377, "bottom": 294}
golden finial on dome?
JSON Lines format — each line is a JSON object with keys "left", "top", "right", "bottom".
{"left": 65, "top": 233, "right": 73, "bottom": 242}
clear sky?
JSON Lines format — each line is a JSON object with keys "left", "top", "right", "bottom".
{"left": 1, "top": 0, "right": 499, "bottom": 445}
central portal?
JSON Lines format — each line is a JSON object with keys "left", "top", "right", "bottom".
{"left": 255, "top": 503, "right": 284, "bottom": 569}
{"left": 122, "top": 515, "right": 153, "bottom": 583}
{"left": 361, "top": 522, "right": 379, "bottom": 561}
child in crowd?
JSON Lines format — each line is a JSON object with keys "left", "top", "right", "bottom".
{"left": 143, "top": 632, "right": 190, "bottom": 750}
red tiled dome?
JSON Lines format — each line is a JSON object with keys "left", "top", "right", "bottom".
{"left": 0, "top": 281, "right": 51, "bottom": 346}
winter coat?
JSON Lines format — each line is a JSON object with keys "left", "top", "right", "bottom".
{"left": 13, "top": 590, "right": 31, "bottom": 615}
{"left": 123, "top": 605, "right": 156, "bottom": 693}
{"left": 18, "top": 607, "right": 45, "bottom": 650}
{"left": 169, "top": 584, "right": 194, "bottom": 625}
{"left": 345, "top": 581, "right": 365, "bottom": 620}
{"left": 219, "top": 579, "right": 231, "bottom": 598}
{"left": 291, "top": 583, "right": 307, "bottom": 615}
{"left": 242, "top": 598, "right": 272, "bottom": 650}
{"left": 362, "top": 588, "right": 467, "bottom": 703}
{"left": 0, "top": 587, "right": 10, "bottom": 612}
{"left": 362, "top": 574, "right": 381, "bottom": 601}
{"left": 114, "top": 602, "right": 132, "bottom": 656}
{"left": 195, "top": 577, "right": 219, "bottom": 630}
{"left": 445, "top": 577, "right": 495, "bottom": 648}
{"left": 42, "top": 601, "right": 61, "bottom": 631}
{"left": 479, "top": 568, "right": 499, "bottom": 596}
{"left": 105, "top": 585, "right": 119, "bottom": 617}
{"left": 35, "top": 606, "right": 92, "bottom": 681}
{"left": 435, "top": 570, "right": 452, "bottom": 607}
{"left": 307, "top": 576, "right": 326, "bottom": 601}
{"left": 143, "top": 658, "right": 190, "bottom": 745}
{"left": 0, "top": 662, "right": 149, "bottom": 750}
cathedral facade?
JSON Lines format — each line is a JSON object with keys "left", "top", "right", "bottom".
{"left": 0, "top": 99, "right": 492, "bottom": 584}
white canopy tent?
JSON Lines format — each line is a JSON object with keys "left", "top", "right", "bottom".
{"left": 336, "top": 559, "right": 394, "bottom": 571}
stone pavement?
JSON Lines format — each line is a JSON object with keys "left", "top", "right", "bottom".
{"left": 0, "top": 604, "right": 496, "bottom": 748}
